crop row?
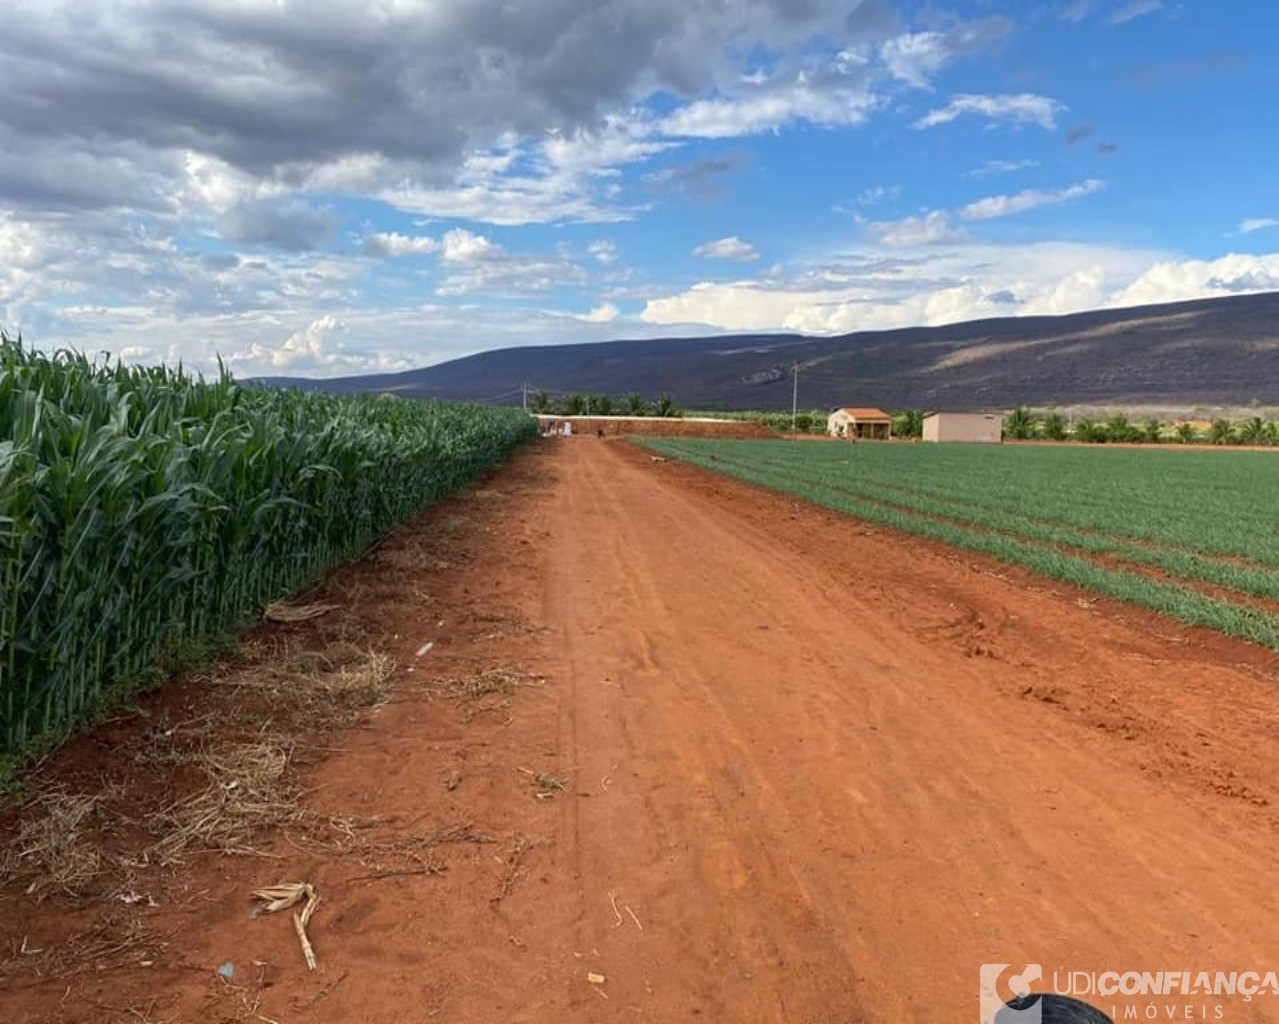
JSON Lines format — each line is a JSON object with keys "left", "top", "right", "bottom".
{"left": 0, "top": 340, "right": 536, "bottom": 757}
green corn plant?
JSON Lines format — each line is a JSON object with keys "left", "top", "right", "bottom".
{"left": 0, "top": 335, "right": 536, "bottom": 757}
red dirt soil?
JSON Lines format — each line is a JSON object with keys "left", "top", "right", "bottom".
{"left": 6, "top": 437, "right": 1279, "bottom": 1023}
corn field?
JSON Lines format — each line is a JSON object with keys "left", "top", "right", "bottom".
{"left": 0, "top": 338, "right": 536, "bottom": 757}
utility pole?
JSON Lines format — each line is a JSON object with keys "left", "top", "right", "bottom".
{"left": 522, "top": 382, "right": 528, "bottom": 411}
{"left": 791, "top": 361, "right": 799, "bottom": 430}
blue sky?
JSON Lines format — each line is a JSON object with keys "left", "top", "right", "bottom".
{"left": 0, "top": 0, "right": 1274, "bottom": 378}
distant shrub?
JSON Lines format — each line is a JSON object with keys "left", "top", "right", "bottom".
{"left": 1073, "top": 418, "right": 1101, "bottom": 443}
{"left": 1042, "top": 411, "right": 1068, "bottom": 441}
{"left": 1209, "top": 418, "right": 1236, "bottom": 445}
{"left": 1004, "top": 406, "right": 1035, "bottom": 440}
{"left": 1238, "top": 416, "right": 1276, "bottom": 445}
{"left": 1105, "top": 413, "right": 1137, "bottom": 443}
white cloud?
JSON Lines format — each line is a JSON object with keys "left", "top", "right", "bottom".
{"left": 440, "top": 228, "right": 500, "bottom": 264}
{"left": 969, "top": 158, "right": 1040, "bottom": 178}
{"left": 881, "top": 33, "right": 951, "bottom": 89}
{"left": 432, "top": 228, "right": 587, "bottom": 297}
{"left": 588, "top": 240, "right": 619, "bottom": 265}
{"left": 864, "top": 211, "right": 964, "bottom": 246}
{"left": 1110, "top": 0, "right": 1162, "bottom": 25}
{"left": 851, "top": 184, "right": 901, "bottom": 206}
{"left": 639, "top": 241, "right": 1200, "bottom": 334}
{"left": 1110, "top": 253, "right": 1279, "bottom": 307}
{"left": 543, "top": 116, "right": 677, "bottom": 176}
{"left": 959, "top": 179, "right": 1105, "bottom": 221}
{"left": 1239, "top": 218, "right": 1279, "bottom": 234}
{"left": 361, "top": 232, "right": 439, "bottom": 257}
{"left": 914, "top": 93, "right": 1066, "bottom": 131}
{"left": 579, "top": 302, "right": 620, "bottom": 323}
{"left": 878, "top": 18, "right": 1011, "bottom": 91}
{"left": 659, "top": 71, "right": 878, "bottom": 139}
{"left": 232, "top": 315, "right": 368, "bottom": 374}
{"left": 693, "top": 236, "right": 760, "bottom": 261}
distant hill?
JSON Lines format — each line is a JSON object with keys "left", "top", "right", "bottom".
{"left": 254, "top": 292, "right": 1279, "bottom": 411}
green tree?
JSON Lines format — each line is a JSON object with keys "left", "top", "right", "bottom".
{"left": 1238, "top": 416, "right": 1271, "bottom": 445}
{"left": 1105, "top": 412, "right": 1135, "bottom": 443}
{"left": 624, "top": 393, "right": 647, "bottom": 416}
{"left": 1004, "top": 406, "right": 1035, "bottom": 440}
{"left": 1141, "top": 418, "right": 1163, "bottom": 444}
{"left": 588, "top": 394, "right": 614, "bottom": 416}
{"left": 531, "top": 390, "right": 551, "bottom": 414}
{"left": 561, "top": 393, "right": 588, "bottom": 416}
{"left": 1209, "top": 418, "right": 1235, "bottom": 445}
{"left": 1074, "top": 418, "right": 1103, "bottom": 443}
{"left": 793, "top": 412, "right": 814, "bottom": 433}
{"left": 1042, "top": 411, "right": 1067, "bottom": 441}
{"left": 654, "top": 393, "right": 679, "bottom": 418}
{"left": 1175, "top": 422, "right": 1197, "bottom": 444}
{"left": 893, "top": 410, "right": 924, "bottom": 438}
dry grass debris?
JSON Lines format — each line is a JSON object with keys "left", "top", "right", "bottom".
{"left": 472, "top": 612, "right": 546, "bottom": 641}
{"left": 492, "top": 833, "right": 536, "bottom": 904}
{"left": 217, "top": 645, "right": 396, "bottom": 727}
{"left": 440, "top": 666, "right": 539, "bottom": 701}
{"left": 263, "top": 601, "right": 338, "bottom": 623}
{"left": 149, "top": 741, "right": 298, "bottom": 864}
{"left": 1, "top": 790, "right": 103, "bottom": 901}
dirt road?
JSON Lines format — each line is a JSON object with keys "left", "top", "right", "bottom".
{"left": 7, "top": 438, "right": 1279, "bottom": 1023}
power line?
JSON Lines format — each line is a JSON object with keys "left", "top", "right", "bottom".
{"left": 791, "top": 361, "right": 799, "bottom": 430}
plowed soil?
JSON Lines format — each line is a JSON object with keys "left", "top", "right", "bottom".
{"left": 5, "top": 437, "right": 1279, "bottom": 1023}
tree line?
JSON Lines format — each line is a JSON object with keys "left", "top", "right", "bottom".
{"left": 530, "top": 391, "right": 680, "bottom": 418}
{"left": 890, "top": 408, "right": 1279, "bottom": 445}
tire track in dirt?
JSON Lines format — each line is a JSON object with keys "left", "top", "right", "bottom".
{"left": 534, "top": 440, "right": 1279, "bottom": 1022}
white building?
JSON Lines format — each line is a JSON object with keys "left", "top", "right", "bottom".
{"left": 922, "top": 412, "right": 1002, "bottom": 443}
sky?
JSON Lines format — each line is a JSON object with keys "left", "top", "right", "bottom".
{"left": 0, "top": 0, "right": 1275, "bottom": 380}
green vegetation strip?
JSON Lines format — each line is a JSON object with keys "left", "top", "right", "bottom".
{"left": 640, "top": 437, "right": 1279, "bottom": 652}
{"left": 679, "top": 443, "right": 1279, "bottom": 604}
{"left": 0, "top": 339, "right": 537, "bottom": 758}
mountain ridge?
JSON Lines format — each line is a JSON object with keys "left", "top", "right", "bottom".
{"left": 253, "top": 291, "right": 1279, "bottom": 410}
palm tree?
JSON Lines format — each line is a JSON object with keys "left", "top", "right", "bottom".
{"left": 624, "top": 393, "right": 646, "bottom": 416}
{"left": 1238, "top": 416, "right": 1269, "bottom": 445}
{"left": 1105, "top": 412, "right": 1135, "bottom": 443}
{"left": 531, "top": 390, "right": 551, "bottom": 414}
{"left": 1004, "top": 406, "right": 1035, "bottom": 440}
{"left": 1042, "top": 411, "right": 1067, "bottom": 441}
{"left": 562, "top": 393, "right": 588, "bottom": 416}
{"left": 1209, "top": 418, "right": 1235, "bottom": 445}
{"left": 1175, "top": 422, "right": 1197, "bottom": 444}
{"left": 654, "top": 393, "right": 678, "bottom": 418}
{"left": 1142, "top": 418, "right": 1163, "bottom": 444}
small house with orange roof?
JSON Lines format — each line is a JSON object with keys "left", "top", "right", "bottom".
{"left": 827, "top": 407, "right": 892, "bottom": 440}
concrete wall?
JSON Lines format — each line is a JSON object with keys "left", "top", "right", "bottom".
{"left": 922, "top": 413, "right": 1002, "bottom": 443}
{"left": 535, "top": 415, "right": 775, "bottom": 438}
